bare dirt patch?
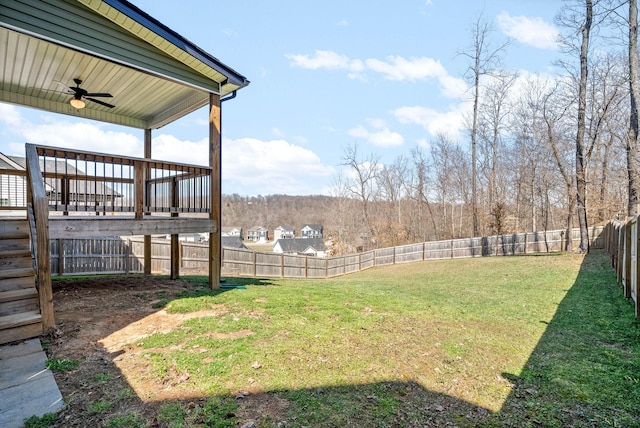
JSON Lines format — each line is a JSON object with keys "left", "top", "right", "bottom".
{"left": 44, "top": 275, "right": 281, "bottom": 427}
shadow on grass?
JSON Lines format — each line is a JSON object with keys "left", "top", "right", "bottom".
{"left": 489, "top": 250, "right": 640, "bottom": 427}
{"left": 39, "top": 250, "right": 640, "bottom": 427}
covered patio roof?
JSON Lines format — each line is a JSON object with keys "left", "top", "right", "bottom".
{"left": 0, "top": 0, "right": 249, "bottom": 129}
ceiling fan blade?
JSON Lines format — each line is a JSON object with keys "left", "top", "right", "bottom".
{"left": 86, "top": 97, "right": 115, "bottom": 108}
{"left": 85, "top": 92, "right": 113, "bottom": 98}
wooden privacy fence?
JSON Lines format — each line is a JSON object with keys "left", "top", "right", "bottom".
{"left": 48, "top": 226, "right": 604, "bottom": 279}
{"left": 603, "top": 219, "right": 640, "bottom": 317}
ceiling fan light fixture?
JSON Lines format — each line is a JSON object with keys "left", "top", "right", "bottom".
{"left": 70, "top": 97, "right": 85, "bottom": 109}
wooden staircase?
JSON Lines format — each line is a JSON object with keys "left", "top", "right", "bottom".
{"left": 0, "top": 219, "right": 41, "bottom": 345}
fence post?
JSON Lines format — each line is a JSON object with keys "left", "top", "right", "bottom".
{"left": 393, "top": 246, "right": 396, "bottom": 264}
{"left": 325, "top": 257, "right": 329, "bottom": 278}
{"left": 252, "top": 251, "right": 257, "bottom": 277}
{"left": 304, "top": 254, "right": 308, "bottom": 278}
{"left": 280, "top": 253, "right": 284, "bottom": 278}
{"left": 635, "top": 221, "right": 640, "bottom": 317}
{"left": 422, "top": 242, "right": 426, "bottom": 261}
{"left": 625, "top": 224, "right": 632, "bottom": 299}
{"left": 125, "top": 238, "right": 131, "bottom": 274}
{"left": 58, "top": 239, "right": 64, "bottom": 276}
{"left": 450, "top": 239, "right": 454, "bottom": 259}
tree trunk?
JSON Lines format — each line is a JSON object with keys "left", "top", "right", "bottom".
{"left": 471, "top": 71, "right": 480, "bottom": 237}
{"left": 575, "top": 0, "right": 592, "bottom": 253}
{"left": 629, "top": 0, "right": 640, "bottom": 217}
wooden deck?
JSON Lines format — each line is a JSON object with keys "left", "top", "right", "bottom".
{"left": 0, "top": 339, "right": 63, "bottom": 427}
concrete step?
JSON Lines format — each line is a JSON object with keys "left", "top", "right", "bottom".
{"left": 0, "top": 339, "right": 64, "bottom": 427}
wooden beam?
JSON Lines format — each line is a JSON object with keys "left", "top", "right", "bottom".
{"left": 48, "top": 217, "right": 215, "bottom": 239}
{"left": 209, "top": 94, "right": 221, "bottom": 289}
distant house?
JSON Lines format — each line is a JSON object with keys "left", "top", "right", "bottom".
{"left": 0, "top": 153, "right": 27, "bottom": 209}
{"left": 0, "top": 152, "right": 121, "bottom": 211}
{"left": 247, "top": 226, "right": 269, "bottom": 242}
{"left": 272, "top": 237, "right": 328, "bottom": 258}
{"left": 11, "top": 155, "right": 122, "bottom": 205}
{"left": 165, "top": 233, "right": 201, "bottom": 242}
{"left": 221, "top": 226, "right": 243, "bottom": 239}
{"left": 222, "top": 236, "right": 248, "bottom": 249}
{"left": 274, "top": 225, "right": 295, "bottom": 240}
{"left": 301, "top": 224, "right": 323, "bottom": 239}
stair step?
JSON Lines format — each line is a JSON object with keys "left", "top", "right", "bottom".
{"left": 0, "top": 276, "right": 35, "bottom": 293}
{"left": 0, "top": 255, "right": 32, "bottom": 272}
{"left": 0, "top": 288, "right": 37, "bottom": 304}
{"left": 0, "top": 231, "right": 29, "bottom": 240}
{"left": 0, "top": 311, "right": 41, "bottom": 331}
{"left": 0, "top": 319, "right": 42, "bottom": 345}
{"left": 0, "top": 268, "right": 35, "bottom": 281}
{"left": 0, "top": 219, "right": 29, "bottom": 236}
{"left": 0, "top": 250, "right": 31, "bottom": 259}
{"left": 0, "top": 289, "right": 39, "bottom": 317}
{"left": 0, "top": 238, "right": 30, "bottom": 252}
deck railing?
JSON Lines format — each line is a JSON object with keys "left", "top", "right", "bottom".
{"left": 33, "top": 145, "right": 211, "bottom": 215}
{"left": 25, "top": 144, "right": 54, "bottom": 331}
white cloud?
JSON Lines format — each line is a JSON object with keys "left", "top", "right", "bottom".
{"left": 221, "top": 137, "right": 335, "bottom": 195}
{"left": 393, "top": 102, "right": 471, "bottom": 140}
{"left": 337, "top": 19, "right": 348, "bottom": 27}
{"left": 21, "top": 121, "right": 142, "bottom": 157}
{"left": 0, "top": 104, "right": 26, "bottom": 128}
{"left": 271, "top": 127, "right": 285, "bottom": 137}
{"left": 0, "top": 105, "right": 334, "bottom": 196}
{"left": 347, "top": 118, "right": 404, "bottom": 148}
{"left": 286, "top": 50, "right": 365, "bottom": 72}
{"left": 286, "top": 50, "right": 466, "bottom": 98}
{"left": 497, "top": 11, "right": 559, "bottom": 50}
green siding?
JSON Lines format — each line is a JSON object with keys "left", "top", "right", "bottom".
{"left": 0, "top": 0, "right": 221, "bottom": 93}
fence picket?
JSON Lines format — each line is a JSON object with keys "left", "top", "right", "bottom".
{"left": 46, "top": 226, "right": 605, "bottom": 281}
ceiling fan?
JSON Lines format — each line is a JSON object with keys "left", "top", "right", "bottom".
{"left": 64, "top": 78, "right": 115, "bottom": 109}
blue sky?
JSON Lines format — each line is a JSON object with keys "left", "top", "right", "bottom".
{"left": 0, "top": 0, "right": 564, "bottom": 196}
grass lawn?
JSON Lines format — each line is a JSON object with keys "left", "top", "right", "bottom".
{"left": 48, "top": 250, "right": 640, "bottom": 427}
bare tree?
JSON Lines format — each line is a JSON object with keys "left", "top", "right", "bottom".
{"left": 408, "top": 147, "right": 439, "bottom": 241}
{"left": 558, "top": 0, "right": 595, "bottom": 252}
{"left": 460, "top": 15, "right": 508, "bottom": 237}
{"left": 477, "top": 70, "right": 518, "bottom": 233}
{"left": 541, "top": 79, "right": 577, "bottom": 250}
{"left": 341, "top": 143, "right": 380, "bottom": 247}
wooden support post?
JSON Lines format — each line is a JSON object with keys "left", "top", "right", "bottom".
{"left": 143, "top": 129, "right": 152, "bottom": 275}
{"left": 170, "top": 176, "right": 179, "bottom": 280}
{"left": 209, "top": 94, "right": 221, "bottom": 289}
